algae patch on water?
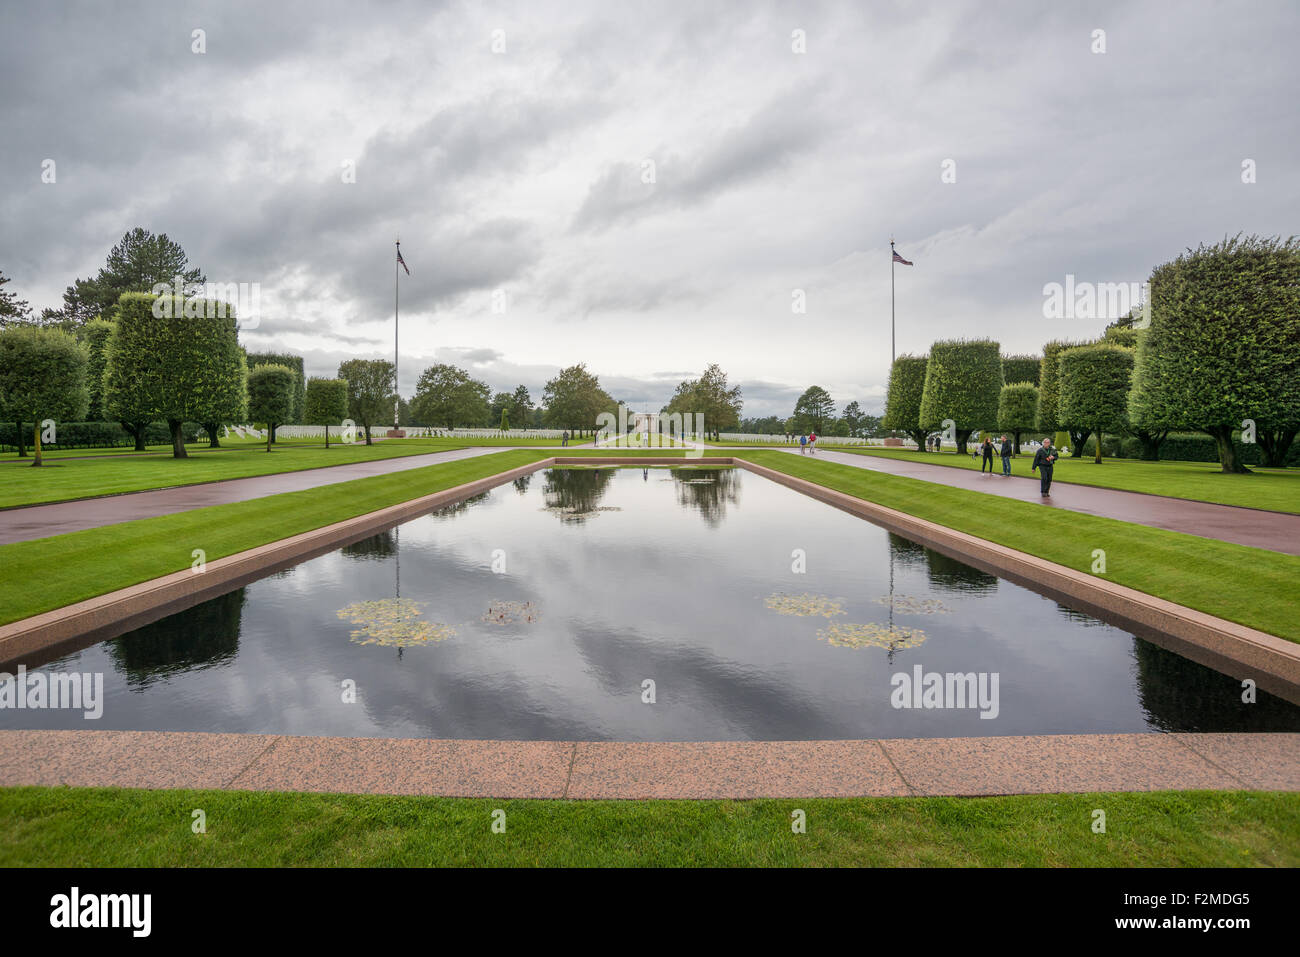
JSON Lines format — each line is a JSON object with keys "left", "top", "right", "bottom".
{"left": 818, "top": 622, "right": 928, "bottom": 650}
{"left": 764, "top": 593, "right": 846, "bottom": 618}
{"left": 336, "top": 598, "right": 456, "bottom": 647}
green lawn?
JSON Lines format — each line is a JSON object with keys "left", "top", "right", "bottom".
{"left": 0, "top": 786, "right": 1293, "bottom": 867}
{"left": 0, "top": 449, "right": 546, "bottom": 624}
{"left": 736, "top": 451, "right": 1300, "bottom": 641}
{"left": 0, "top": 438, "right": 566, "bottom": 509}
{"left": 839, "top": 447, "right": 1300, "bottom": 514}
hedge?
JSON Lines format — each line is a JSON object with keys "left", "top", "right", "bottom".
{"left": 0, "top": 421, "right": 204, "bottom": 453}
{"left": 1080, "top": 432, "right": 1300, "bottom": 466}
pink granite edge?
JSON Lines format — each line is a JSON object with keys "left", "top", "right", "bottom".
{"left": 1, "top": 730, "right": 1295, "bottom": 799}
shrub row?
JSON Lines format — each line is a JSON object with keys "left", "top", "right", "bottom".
{"left": 0, "top": 421, "right": 206, "bottom": 452}
{"left": 1079, "top": 432, "right": 1300, "bottom": 466}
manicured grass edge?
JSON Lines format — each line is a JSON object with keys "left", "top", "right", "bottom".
{"left": 0, "top": 785, "right": 1295, "bottom": 867}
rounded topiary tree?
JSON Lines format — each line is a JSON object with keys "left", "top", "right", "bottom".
{"left": 1036, "top": 338, "right": 1095, "bottom": 456}
{"left": 104, "top": 292, "right": 246, "bottom": 457}
{"left": 1058, "top": 344, "right": 1134, "bottom": 464}
{"left": 0, "top": 326, "right": 89, "bottom": 466}
{"left": 997, "top": 382, "right": 1038, "bottom": 454}
{"left": 1001, "top": 354, "right": 1042, "bottom": 389}
{"left": 246, "top": 351, "right": 305, "bottom": 435}
{"left": 882, "top": 354, "right": 930, "bottom": 450}
{"left": 1126, "top": 329, "right": 1176, "bottom": 460}
{"left": 247, "top": 364, "right": 296, "bottom": 453}
{"left": 1136, "top": 234, "right": 1300, "bottom": 472}
{"left": 918, "top": 339, "right": 1002, "bottom": 454}
{"left": 303, "top": 377, "right": 349, "bottom": 448}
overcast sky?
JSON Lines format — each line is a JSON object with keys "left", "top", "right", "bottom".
{"left": 2, "top": 0, "right": 1296, "bottom": 418}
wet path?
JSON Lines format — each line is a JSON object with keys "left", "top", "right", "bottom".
{"left": 0, "top": 446, "right": 512, "bottom": 545}
{"left": 794, "top": 448, "right": 1300, "bottom": 555}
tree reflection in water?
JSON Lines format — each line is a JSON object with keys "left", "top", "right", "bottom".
{"left": 341, "top": 530, "right": 395, "bottom": 561}
{"left": 1133, "top": 639, "right": 1300, "bottom": 731}
{"left": 106, "top": 588, "right": 246, "bottom": 687}
{"left": 541, "top": 468, "right": 616, "bottom": 523}
{"left": 887, "top": 532, "right": 998, "bottom": 595}
{"left": 671, "top": 467, "right": 740, "bottom": 526}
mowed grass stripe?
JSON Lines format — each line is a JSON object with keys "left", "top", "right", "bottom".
{"left": 0, "top": 786, "right": 1295, "bottom": 867}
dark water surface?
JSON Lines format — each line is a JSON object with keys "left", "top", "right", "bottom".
{"left": 5, "top": 467, "right": 1297, "bottom": 740}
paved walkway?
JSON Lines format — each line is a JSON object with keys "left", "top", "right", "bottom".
{"left": 0, "top": 446, "right": 511, "bottom": 545}
{"left": 0, "top": 729, "right": 1294, "bottom": 797}
{"left": 791, "top": 448, "right": 1300, "bottom": 555}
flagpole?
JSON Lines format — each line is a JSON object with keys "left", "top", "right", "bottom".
{"left": 394, "top": 239, "right": 400, "bottom": 431}
{"left": 890, "top": 236, "right": 896, "bottom": 367}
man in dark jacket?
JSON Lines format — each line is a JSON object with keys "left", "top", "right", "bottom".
{"left": 999, "top": 435, "right": 1012, "bottom": 475}
{"left": 1031, "top": 438, "right": 1057, "bottom": 496}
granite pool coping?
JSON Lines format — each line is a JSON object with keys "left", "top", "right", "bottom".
{"left": 2, "top": 456, "right": 1297, "bottom": 707}
{"left": 0, "top": 729, "right": 1295, "bottom": 798}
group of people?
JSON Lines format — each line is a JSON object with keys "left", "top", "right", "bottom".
{"left": 797, "top": 432, "right": 818, "bottom": 454}
{"left": 966, "top": 434, "right": 1058, "bottom": 495}
{"left": 968, "top": 434, "right": 1059, "bottom": 496}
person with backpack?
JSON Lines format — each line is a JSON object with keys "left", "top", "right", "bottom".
{"left": 809, "top": 431, "right": 818, "bottom": 454}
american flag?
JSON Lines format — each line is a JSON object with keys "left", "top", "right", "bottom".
{"left": 397, "top": 247, "right": 410, "bottom": 275}
{"left": 892, "top": 249, "right": 913, "bottom": 266}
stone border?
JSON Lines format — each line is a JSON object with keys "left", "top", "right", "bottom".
{"left": 2, "top": 455, "right": 1297, "bottom": 706}
{"left": 1, "top": 729, "right": 1295, "bottom": 798}
{"left": 735, "top": 457, "right": 1300, "bottom": 704}
{"left": 0, "top": 456, "right": 546, "bottom": 667}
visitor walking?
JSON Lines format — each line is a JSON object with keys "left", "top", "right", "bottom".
{"left": 799, "top": 434, "right": 808, "bottom": 454}
{"left": 981, "top": 436, "right": 994, "bottom": 474}
{"left": 999, "top": 435, "right": 1012, "bottom": 476}
{"left": 562, "top": 430, "right": 569, "bottom": 447}
{"left": 809, "top": 431, "right": 818, "bottom": 454}
{"left": 1031, "top": 437, "right": 1058, "bottom": 497}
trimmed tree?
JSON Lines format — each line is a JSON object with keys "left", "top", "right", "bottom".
{"left": 0, "top": 326, "right": 89, "bottom": 465}
{"left": 103, "top": 292, "right": 246, "bottom": 458}
{"left": 82, "top": 318, "right": 115, "bottom": 422}
{"left": 411, "top": 364, "right": 491, "bottom": 429}
{"left": 337, "top": 358, "right": 394, "bottom": 445}
{"left": 1037, "top": 338, "right": 1095, "bottom": 456}
{"left": 918, "top": 339, "right": 1002, "bottom": 454}
{"left": 247, "top": 365, "right": 296, "bottom": 453}
{"left": 303, "top": 377, "right": 349, "bottom": 448}
{"left": 1138, "top": 234, "right": 1300, "bottom": 472}
{"left": 1058, "top": 344, "right": 1134, "bottom": 464}
{"left": 997, "top": 382, "right": 1038, "bottom": 454}
{"left": 246, "top": 351, "right": 305, "bottom": 432}
{"left": 1125, "top": 328, "right": 1173, "bottom": 460}
{"left": 1001, "top": 354, "right": 1042, "bottom": 388}
{"left": 882, "top": 354, "right": 930, "bottom": 450}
